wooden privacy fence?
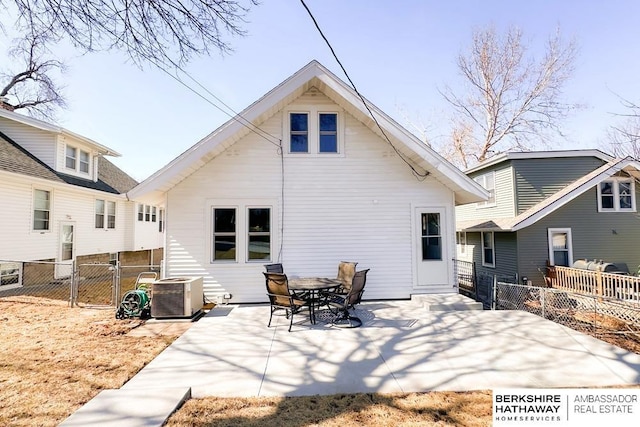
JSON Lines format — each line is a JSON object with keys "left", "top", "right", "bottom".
{"left": 548, "top": 265, "right": 640, "bottom": 303}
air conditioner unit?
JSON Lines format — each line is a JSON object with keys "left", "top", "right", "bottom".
{"left": 151, "top": 277, "right": 203, "bottom": 318}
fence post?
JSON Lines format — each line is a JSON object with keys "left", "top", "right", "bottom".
{"left": 69, "top": 259, "right": 77, "bottom": 307}
{"left": 491, "top": 275, "right": 497, "bottom": 310}
{"left": 596, "top": 269, "right": 603, "bottom": 296}
{"left": 541, "top": 288, "right": 545, "bottom": 319}
{"left": 112, "top": 260, "right": 120, "bottom": 307}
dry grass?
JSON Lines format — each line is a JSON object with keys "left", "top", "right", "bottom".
{"left": 0, "top": 296, "right": 175, "bottom": 426}
{"left": 2, "top": 296, "right": 638, "bottom": 427}
{"left": 166, "top": 391, "right": 493, "bottom": 427}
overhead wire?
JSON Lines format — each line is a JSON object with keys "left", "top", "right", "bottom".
{"left": 299, "top": 0, "right": 429, "bottom": 179}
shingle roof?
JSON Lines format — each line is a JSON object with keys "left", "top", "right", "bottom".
{"left": 0, "top": 131, "right": 137, "bottom": 194}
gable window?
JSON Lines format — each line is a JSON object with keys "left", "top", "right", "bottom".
{"left": 247, "top": 208, "right": 271, "bottom": 261}
{"left": 213, "top": 208, "right": 237, "bottom": 261}
{"left": 481, "top": 232, "right": 495, "bottom": 267}
{"left": 548, "top": 228, "right": 573, "bottom": 266}
{"left": 65, "top": 146, "right": 77, "bottom": 169}
{"left": 290, "top": 113, "right": 309, "bottom": 153}
{"left": 319, "top": 113, "right": 338, "bottom": 153}
{"left": 474, "top": 172, "right": 496, "bottom": 207}
{"left": 598, "top": 178, "right": 635, "bottom": 212}
{"left": 33, "top": 189, "right": 51, "bottom": 231}
{"left": 420, "top": 213, "right": 442, "bottom": 260}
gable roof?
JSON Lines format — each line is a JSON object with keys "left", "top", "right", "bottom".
{"left": 464, "top": 149, "right": 614, "bottom": 175}
{"left": 0, "top": 131, "right": 137, "bottom": 194}
{"left": 458, "top": 157, "right": 640, "bottom": 232}
{"left": 0, "top": 108, "right": 121, "bottom": 156}
{"left": 128, "top": 60, "right": 487, "bottom": 205}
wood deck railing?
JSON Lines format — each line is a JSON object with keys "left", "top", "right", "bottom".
{"left": 548, "top": 265, "right": 640, "bottom": 303}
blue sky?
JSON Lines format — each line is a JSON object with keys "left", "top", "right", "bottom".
{"left": 5, "top": 1, "right": 640, "bottom": 181}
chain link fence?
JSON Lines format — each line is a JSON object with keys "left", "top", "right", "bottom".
{"left": 492, "top": 280, "right": 640, "bottom": 338}
{"left": 0, "top": 260, "right": 160, "bottom": 308}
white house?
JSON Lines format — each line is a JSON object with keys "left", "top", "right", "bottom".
{"left": 0, "top": 108, "right": 163, "bottom": 286}
{"left": 128, "top": 60, "right": 487, "bottom": 303}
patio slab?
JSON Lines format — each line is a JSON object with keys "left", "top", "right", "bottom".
{"left": 65, "top": 299, "right": 640, "bottom": 425}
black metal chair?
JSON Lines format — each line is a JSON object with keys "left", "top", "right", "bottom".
{"left": 323, "top": 269, "right": 369, "bottom": 328}
{"left": 263, "top": 272, "right": 312, "bottom": 332}
{"left": 264, "top": 263, "right": 284, "bottom": 273}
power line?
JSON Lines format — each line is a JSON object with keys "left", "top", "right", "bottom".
{"left": 299, "top": 0, "right": 429, "bottom": 179}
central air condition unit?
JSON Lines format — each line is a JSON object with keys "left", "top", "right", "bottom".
{"left": 151, "top": 277, "right": 204, "bottom": 318}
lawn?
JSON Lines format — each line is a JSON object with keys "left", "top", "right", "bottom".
{"left": 2, "top": 295, "right": 638, "bottom": 426}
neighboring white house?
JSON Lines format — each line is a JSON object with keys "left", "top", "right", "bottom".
{"left": 128, "top": 60, "right": 488, "bottom": 303}
{"left": 0, "top": 108, "right": 163, "bottom": 286}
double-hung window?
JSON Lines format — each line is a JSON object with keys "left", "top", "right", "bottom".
{"left": 548, "top": 228, "right": 572, "bottom": 266}
{"left": 287, "top": 110, "right": 340, "bottom": 154}
{"left": 213, "top": 208, "right": 237, "bottom": 261}
{"left": 474, "top": 172, "right": 496, "bottom": 207}
{"left": 598, "top": 178, "right": 635, "bottom": 212}
{"left": 247, "top": 208, "right": 271, "bottom": 261}
{"left": 482, "top": 232, "right": 495, "bottom": 267}
{"left": 289, "top": 113, "right": 309, "bottom": 153}
{"left": 33, "top": 189, "right": 51, "bottom": 231}
{"left": 79, "top": 151, "right": 90, "bottom": 173}
{"left": 65, "top": 146, "right": 90, "bottom": 174}
{"left": 95, "top": 200, "right": 116, "bottom": 229}
{"left": 65, "top": 146, "right": 77, "bottom": 170}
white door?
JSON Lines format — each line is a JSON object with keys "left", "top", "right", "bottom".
{"left": 56, "top": 222, "right": 75, "bottom": 279}
{"left": 414, "top": 207, "right": 451, "bottom": 288}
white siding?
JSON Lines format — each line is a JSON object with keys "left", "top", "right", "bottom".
{"left": 0, "top": 172, "right": 129, "bottom": 261}
{"left": 165, "top": 93, "right": 456, "bottom": 302}
{"left": 0, "top": 116, "right": 57, "bottom": 168}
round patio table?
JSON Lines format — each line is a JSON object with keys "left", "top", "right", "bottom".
{"left": 288, "top": 277, "right": 342, "bottom": 324}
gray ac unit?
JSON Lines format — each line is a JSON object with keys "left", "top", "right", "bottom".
{"left": 151, "top": 277, "right": 203, "bottom": 318}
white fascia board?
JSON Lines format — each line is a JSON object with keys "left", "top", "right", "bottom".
{"left": 465, "top": 149, "right": 614, "bottom": 174}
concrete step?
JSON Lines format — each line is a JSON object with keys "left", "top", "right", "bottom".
{"left": 59, "top": 387, "right": 191, "bottom": 427}
{"left": 411, "top": 293, "right": 484, "bottom": 311}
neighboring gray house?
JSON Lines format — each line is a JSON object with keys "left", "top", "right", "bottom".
{"left": 455, "top": 150, "right": 640, "bottom": 288}
{"left": 128, "top": 60, "right": 487, "bottom": 303}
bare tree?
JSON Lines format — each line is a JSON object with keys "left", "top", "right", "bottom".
{"left": 605, "top": 96, "right": 640, "bottom": 159}
{"left": 440, "top": 26, "right": 579, "bottom": 167}
{"left": 3, "top": 0, "right": 258, "bottom": 69}
{"left": 0, "top": 32, "right": 66, "bottom": 120}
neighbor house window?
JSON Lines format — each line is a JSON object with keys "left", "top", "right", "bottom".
{"left": 96, "top": 200, "right": 116, "bottom": 229}
{"left": 456, "top": 231, "right": 467, "bottom": 255}
{"left": 247, "top": 208, "right": 271, "bottom": 261}
{"left": 109, "top": 253, "right": 118, "bottom": 266}
{"left": 474, "top": 172, "right": 496, "bottom": 207}
{"left": 137, "top": 204, "right": 144, "bottom": 221}
{"left": 481, "top": 232, "right": 495, "bottom": 267}
{"left": 420, "top": 213, "right": 442, "bottom": 260}
{"left": 598, "top": 178, "right": 635, "bottom": 212}
{"left": 158, "top": 209, "right": 164, "bottom": 232}
{"left": 319, "top": 113, "right": 338, "bottom": 153}
{"left": 290, "top": 113, "right": 309, "bottom": 153}
{"left": 151, "top": 206, "right": 157, "bottom": 222}
{"left": 213, "top": 208, "right": 237, "bottom": 261}
{"left": 33, "top": 189, "right": 51, "bottom": 231}
{"left": 79, "top": 150, "right": 90, "bottom": 173}
{"left": 0, "top": 262, "right": 20, "bottom": 287}
{"left": 145, "top": 205, "right": 151, "bottom": 222}
{"left": 95, "top": 199, "right": 105, "bottom": 228}
{"left": 65, "top": 146, "right": 77, "bottom": 169}
{"left": 548, "top": 228, "right": 573, "bottom": 267}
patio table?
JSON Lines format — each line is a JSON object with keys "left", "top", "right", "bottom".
{"left": 288, "top": 277, "right": 342, "bottom": 324}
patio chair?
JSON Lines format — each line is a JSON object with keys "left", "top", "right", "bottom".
{"left": 264, "top": 263, "right": 284, "bottom": 273}
{"left": 323, "top": 269, "right": 369, "bottom": 328}
{"left": 335, "top": 261, "right": 358, "bottom": 293}
{"left": 263, "top": 272, "right": 312, "bottom": 332}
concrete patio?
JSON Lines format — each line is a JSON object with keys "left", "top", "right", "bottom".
{"left": 62, "top": 296, "right": 640, "bottom": 426}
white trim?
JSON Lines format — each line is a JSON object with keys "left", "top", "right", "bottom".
{"left": 547, "top": 228, "right": 573, "bottom": 266}
{"left": 481, "top": 231, "right": 495, "bottom": 268}
{"left": 465, "top": 150, "right": 614, "bottom": 174}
